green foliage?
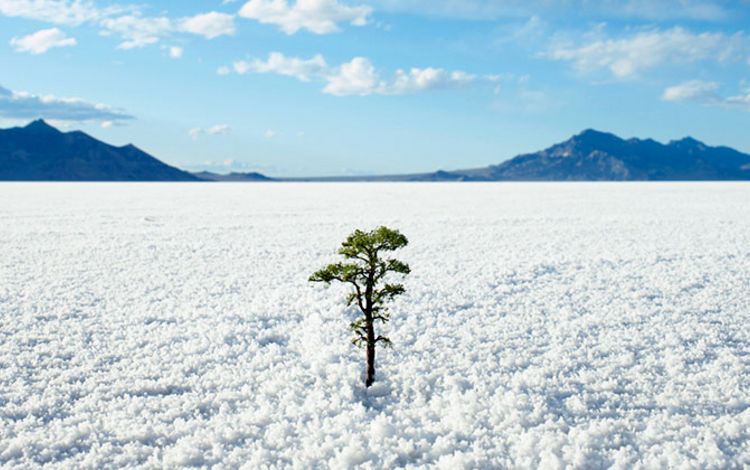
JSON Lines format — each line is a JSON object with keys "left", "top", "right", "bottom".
{"left": 309, "top": 226, "right": 410, "bottom": 350}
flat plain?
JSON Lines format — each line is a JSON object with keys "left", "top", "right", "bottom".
{"left": 1, "top": 183, "right": 749, "bottom": 468}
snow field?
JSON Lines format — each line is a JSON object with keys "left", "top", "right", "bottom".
{"left": 0, "top": 183, "right": 749, "bottom": 468}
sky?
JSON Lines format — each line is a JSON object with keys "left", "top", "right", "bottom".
{"left": 1, "top": 0, "right": 750, "bottom": 176}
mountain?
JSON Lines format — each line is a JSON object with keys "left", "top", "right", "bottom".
{"left": 267, "top": 129, "right": 750, "bottom": 182}
{"left": 193, "top": 171, "right": 273, "bottom": 182}
{"left": 437, "top": 129, "right": 750, "bottom": 181}
{"left": 0, "top": 120, "right": 199, "bottom": 181}
{"left": 3, "top": 122, "right": 749, "bottom": 182}
{"left": 280, "top": 169, "right": 486, "bottom": 182}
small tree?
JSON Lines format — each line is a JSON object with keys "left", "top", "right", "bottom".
{"left": 310, "top": 226, "right": 410, "bottom": 387}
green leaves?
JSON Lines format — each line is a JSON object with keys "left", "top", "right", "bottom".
{"left": 372, "top": 283, "right": 405, "bottom": 306}
{"left": 338, "top": 226, "right": 409, "bottom": 260}
{"left": 310, "top": 226, "right": 410, "bottom": 350}
{"left": 383, "top": 282, "right": 405, "bottom": 297}
{"left": 382, "top": 259, "right": 410, "bottom": 277}
{"left": 350, "top": 318, "right": 368, "bottom": 348}
{"left": 308, "top": 262, "right": 363, "bottom": 284}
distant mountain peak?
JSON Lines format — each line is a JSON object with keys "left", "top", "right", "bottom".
{"left": 570, "top": 129, "right": 623, "bottom": 146}
{"left": 0, "top": 120, "right": 199, "bottom": 181}
{"left": 24, "top": 119, "right": 59, "bottom": 133}
{"left": 670, "top": 136, "right": 705, "bottom": 148}
{"left": 576, "top": 128, "right": 614, "bottom": 139}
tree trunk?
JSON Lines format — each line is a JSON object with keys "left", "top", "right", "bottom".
{"left": 365, "top": 313, "right": 375, "bottom": 387}
{"left": 365, "top": 259, "right": 376, "bottom": 387}
{"left": 366, "top": 339, "right": 375, "bottom": 387}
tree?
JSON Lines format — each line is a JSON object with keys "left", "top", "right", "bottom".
{"left": 309, "top": 226, "right": 410, "bottom": 387}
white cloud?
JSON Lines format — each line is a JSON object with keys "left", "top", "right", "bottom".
{"left": 230, "top": 52, "right": 328, "bottom": 81}
{"left": 388, "top": 68, "right": 476, "bottom": 95}
{"left": 190, "top": 124, "right": 231, "bottom": 140}
{"left": 100, "top": 15, "right": 172, "bottom": 49}
{"left": 264, "top": 129, "right": 277, "bottom": 139}
{"left": 222, "top": 52, "right": 491, "bottom": 96}
{"left": 662, "top": 80, "right": 750, "bottom": 111}
{"left": 0, "top": 3, "right": 233, "bottom": 50}
{"left": 547, "top": 27, "right": 749, "bottom": 79}
{"left": 207, "top": 124, "right": 231, "bottom": 135}
{"left": 323, "top": 57, "right": 380, "bottom": 95}
{"left": 662, "top": 80, "right": 720, "bottom": 102}
{"left": 10, "top": 28, "right": 77, "bottom": 54}
{"left": 0, "top": 0, "right": 127, "bottom": 26}
{"left": 238, "top": 0, "right": 372, "bottom": 34}
{"left": 179, "top": 12, "right": 235, "bottom": 39}
{"left": 168, "top": 46, "right": 183, "bottom": 59}
{"left": 100, "top": 11, "right": 235, "bottom": 49}
{"left": 0, "top": 84, "right": 134, "bottom": 123}
{"left": 326, "top": 58, "right": 481, "bottom": 96}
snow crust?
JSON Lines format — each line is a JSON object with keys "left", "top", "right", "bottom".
{"left": 1, "top": 182, "right": 749, "bottom": 468}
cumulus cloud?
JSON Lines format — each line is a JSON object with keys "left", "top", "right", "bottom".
{"left": 0, "top": 85, "right": 134, "bottom": 123}
{"left": 322, "top": 57, "right": 380, "bottom": 95}
{"left": 662, "top": 80, "right": 750, "bottom": 111}
{"left": 0, "top": 2, "right": 235, "bottom": 50}
{"left": 190, "top": 124, "right": 231, "bottom": 140}
{"left": 323, "top": 58, "right": 489, "bottom": 96}
{"left": 238, "top": 0, "right": 372, "bottom": 34}
{"left": 221, "top": 52, "right": 492, "bottom": 96}
{"left": 547, "top": 27, "right": 749, "bottom": 79}
{"left": 100, "top": 11, "right": 235, "bottom": 49}
{"left": 100, "top": 15, "right": 172, "bottom": 49}
{"left": 10, "top": 28, "right": 77, "bottom": 54}
{"left": 388, "top": 68, "right": 476, "bottom": 95}
{"left": 179, "top": 11, "right": 236, "bottom": 39}
{"left": 229, "top": 52, "right": 328, "bottom": 81}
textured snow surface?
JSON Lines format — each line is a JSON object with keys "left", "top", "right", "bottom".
{"left": 1, "top": 183, "right": 749, "bottom": 469}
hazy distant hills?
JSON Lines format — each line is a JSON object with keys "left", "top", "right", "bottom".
{"left": 0, "top": 120, "right": 198, "bottom": 181}
{"left": 194, "top": 171, "right": 272, "bottom": 182}
{"left": 1, "top": 121, "right": 749, "bottom": 181}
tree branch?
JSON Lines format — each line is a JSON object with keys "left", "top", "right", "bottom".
{"left": 375, "top": 336, "right": 392, "bottom": 347}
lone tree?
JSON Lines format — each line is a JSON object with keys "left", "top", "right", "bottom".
{"left": 310, "top": 226, "right": 410, "bottom": 387}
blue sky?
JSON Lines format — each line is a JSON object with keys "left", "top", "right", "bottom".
{"left": 1, "top": 0, "right": 749, "bottom": 176}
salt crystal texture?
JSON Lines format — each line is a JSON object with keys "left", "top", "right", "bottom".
{"left": 0, "top": 183, "right": 748, "bottom": 468}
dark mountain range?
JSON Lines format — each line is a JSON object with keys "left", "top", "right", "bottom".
{"left": 0, "top": 120, "right": 198, "bottom": 181}
{"left": 428, "top": 129, "right": 750, "bottom": 181}
{"left": 2, "top": 121, "right": 749, "bottom": 181}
